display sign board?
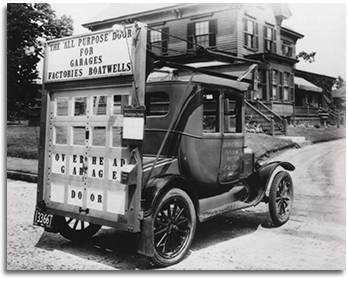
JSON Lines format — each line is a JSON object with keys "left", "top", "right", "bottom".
{"left": 37, "top": 23, "right": 147, "bottom": 231}
{"left": 44, "top": 26, "right": 135, "bottom": 83}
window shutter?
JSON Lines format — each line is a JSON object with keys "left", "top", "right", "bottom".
{"left": 162, "top": 27, "right": 169, "bottom": 55}
{"left": 244, "top": 18, "right": 248, "bottom": 46}
{"left": 290, "top": 73, "right": 294, "bottom": 101}
{"left": 270, "top": 69, "right": 276, "bottom": 100}
{"left": 254, "top": 22, "right": 258, "bottom": 50}
{"left": 272, "top": 29, "right": 277, "bottom": 53}
{"left": 187, "top": 22, "right": 195, "bottom": 50}
{"left": 209, "top": 19, "right": 217, "bottom": 47}
{"left": 261, "top": 70, "right": 268, "bottom": 100}
{"left": 263, "top": 25, "right": 267, "bottom": 51}
{"left": 279, "top": 72, "right": 284, "bottom": 101}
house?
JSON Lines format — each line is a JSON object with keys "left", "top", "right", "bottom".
{"left": 83, "top": 3, "right": 338, "bottom": 132}
{"left": 332, "top": 84, "right": 346, "bottom": 112}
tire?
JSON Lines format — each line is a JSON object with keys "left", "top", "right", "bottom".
{"left": 269, "top": 171, "right": 294, "bottom": 226}
{"left": 151, "top": 188, "right": 197, "bottom": 267}
{"left": 56, "top": 216, "right": 101, "bottom": 241}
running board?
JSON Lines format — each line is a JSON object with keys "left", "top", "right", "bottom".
{"left": 198, "top": 185, "right": 251, "bottom": 222}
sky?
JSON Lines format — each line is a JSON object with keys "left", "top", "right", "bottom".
{"left": 48, "top": 2, "right": 346, "bottom": 80}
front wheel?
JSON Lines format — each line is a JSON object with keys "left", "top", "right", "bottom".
{"left": 56, "top": 216, "right": 101, "bottom": 241}
{"left": 269, "top": 171, "right": 294, "bottom": 226}
{"left": 151, "top": 188, "right": 197, "bottom": 267}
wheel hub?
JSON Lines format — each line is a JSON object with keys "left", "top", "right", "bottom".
{"left": 154, "top": 198, "right": 191, "bottom": 257}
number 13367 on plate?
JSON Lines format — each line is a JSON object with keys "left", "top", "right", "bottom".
{"left": 33, "top": 210, "right": 53, "bottom": 228}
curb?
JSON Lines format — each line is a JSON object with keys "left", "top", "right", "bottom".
{"left": 7, "top": 171, "right": 38, "bottom": 183}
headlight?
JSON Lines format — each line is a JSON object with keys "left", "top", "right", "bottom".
{"left": 255, "top": 159, "right": 267, "bottom": 171}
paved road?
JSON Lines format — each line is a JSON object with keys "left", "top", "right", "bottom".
{"left": 7, "top": 139, "right": 346, "bottom": 270}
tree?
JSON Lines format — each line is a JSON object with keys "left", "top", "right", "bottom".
{"left": 296, "top": 51, "right": 316, "bottom": 63}
{"left": 7, "top": 3, "right": 73, "bottom": 118}
{"left": 333, "top": 75, "right": 345, "bottom": 90}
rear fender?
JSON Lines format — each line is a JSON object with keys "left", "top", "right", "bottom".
{"left": 141, "top": 174, "right": 198, "bottom": 217}
{"left": 246, "top": 161, "right": 295, "bottom": 200}
{"left": 137, "top": 174, "right": 198, "bottom": 257}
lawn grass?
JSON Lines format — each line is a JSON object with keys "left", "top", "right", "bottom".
{"left": 7, "top": 124, "right": 41, "bottom": 159}
{"left": 7, "top": 123, "right": 346, "bottom": 160}
{"left": 246, "top": 133, "right": 296, "bottom": 159}
{"left": 247, "top": 125, "right": 346, "bottom": 159}
{"left": 287, "top": 125, "right": 346, "bottom": 143}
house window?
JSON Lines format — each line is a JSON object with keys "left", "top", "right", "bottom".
{"left": 148, "top": 27, "right": 169, "bottom": 55}
{"left": 150, "top": 30, "right": 161, "bottom": 43}
{"left": 264, "top": 26, "right": 276, "bottom": 52}
{"left": 283, "top": 72, "right": 290, "bottom": 101}
{"left": 244, "top": 18, "right": 259, "bottom": 50}
{"left": 195, "top": 21, "right": 209, "bottom": 47}
{"left": 187, "top": 19, "right": 217, "bottom": 50}
{"left": 271, "top": 70, "right": 278, "bottom": 100}
{"left": 282, "top": 43, "right": 293, "bottom": 57}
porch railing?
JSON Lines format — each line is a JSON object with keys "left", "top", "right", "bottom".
{"left": 294, "top": 106, "right": 318, "bottom": 117}
{"left": 244, "top": 100, "right": 287, "bottom": 136}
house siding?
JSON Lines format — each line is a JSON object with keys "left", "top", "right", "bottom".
{"left": 238, "top": 4, "right": 280, "bottom": 56}
{"left": 154, "top": 9, "right": 239, "bottom": 56}
{"left": 84, "top": 3, "right": 317, "bottom": 121}
{"left": 88, "top": 3, "right": 295, "bottom": 62}
{"left": 215, "top": 10, "right": 238, "bottom": 54}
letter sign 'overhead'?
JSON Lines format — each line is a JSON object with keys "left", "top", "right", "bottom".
{"left": 44, "top": 26, "right": 137, "bottom": 83}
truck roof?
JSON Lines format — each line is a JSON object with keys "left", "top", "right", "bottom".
{"left": 147, "top": 63, "right": 252, "bottom": 92}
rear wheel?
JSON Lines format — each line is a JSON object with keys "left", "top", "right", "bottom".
{"left": 151, "top": 188, "right": 196, "bottom": 267}
{"left": 269, "top": 171, "right": 294, "bottom": 226}
{"left": 56, "top": 216, "right": 101, "bottom": 241}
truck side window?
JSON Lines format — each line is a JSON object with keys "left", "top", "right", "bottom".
{"left": 203, "top": 88, "right": 219, "bottom": 133}
{"left": 224, "top": 91, "right": 241, "bottom": 133}
{"left": 145, "top": 92, "right": 170, "bottom": 117}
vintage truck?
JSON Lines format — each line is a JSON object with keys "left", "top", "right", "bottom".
{"left": 33, "top": 22, "right": 295, "bottom": 267}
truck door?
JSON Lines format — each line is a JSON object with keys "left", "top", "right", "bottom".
{"left": 218, "top": 90, "right": 244, "bottom": 184}
{"left": 45, "top": 86, "right": 141, "bottom": 230}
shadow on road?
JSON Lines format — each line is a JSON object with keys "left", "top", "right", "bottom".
{"left": 35, "top": 209, "right": 274, "bottom": 270}
{"left": 192, "top": 209, "right": 273, "bottom": 252}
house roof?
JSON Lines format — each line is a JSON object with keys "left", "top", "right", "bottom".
{"left": 280, "top": 25, "right": 304, "bottom": 39}
{"left": 332, "top": 85, "right": 346, "bottom": 98}
{"left": 295, "top": 69, "right": 336, "bottom": 81}
{"left": 295, "top": 77, "right": 323, "bottom": 93}
{"left": 83, "top": 3, "right": 298, "bottom": 34}
{"left": 83, "top": 3, "right": 187, "bottom": 28}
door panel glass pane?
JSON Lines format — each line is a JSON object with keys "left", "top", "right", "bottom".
{"left": 74, "top": 97, "right": 87, "bottom": 116}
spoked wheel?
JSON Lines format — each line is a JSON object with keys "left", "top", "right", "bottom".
{"left": 269, "top": 171, "right": 294, "bottom": 226}
{"left": 152, "top": 188, "right": 196, "bottom": 267}
{"left": 56, "top": 216, "right": 101, "bottom": 241}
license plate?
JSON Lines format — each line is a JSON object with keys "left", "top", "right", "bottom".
{"left": 33, "top": 210, "right": 54, "bottom": 228}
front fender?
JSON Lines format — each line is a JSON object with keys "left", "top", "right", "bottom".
{"left": 245, "top": 161, "right": 295, "bottom": 203}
